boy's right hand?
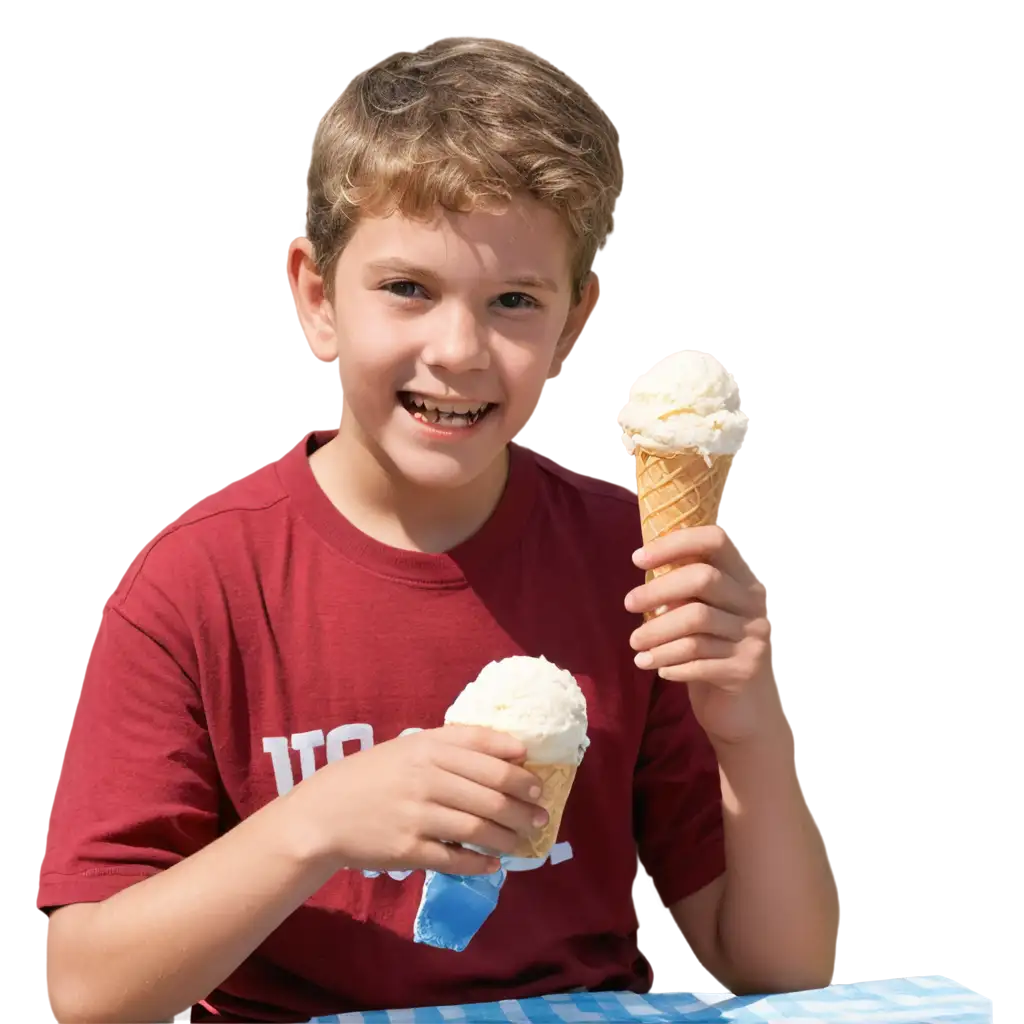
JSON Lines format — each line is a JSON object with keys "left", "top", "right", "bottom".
{"left": 287, "top": 726, "right": 546, "bottom": 876}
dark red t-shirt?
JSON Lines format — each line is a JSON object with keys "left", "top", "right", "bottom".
{"left": 39, "top": 432, "right": 724, "bottom": 1023}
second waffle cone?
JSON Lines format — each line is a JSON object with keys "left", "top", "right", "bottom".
{"left": 635, "top": 449, "right": 734, "bottom": 621}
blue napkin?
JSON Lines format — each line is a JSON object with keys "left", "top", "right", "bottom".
{"left": 413, "top": 861, "right": 508, "bottom": 952}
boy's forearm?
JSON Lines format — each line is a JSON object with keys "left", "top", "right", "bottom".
{"left": 47, "top": 787, "right": 338, "bottom": 1024}
{"left": 713, "top": 722, "right": 839, "bottom": 994}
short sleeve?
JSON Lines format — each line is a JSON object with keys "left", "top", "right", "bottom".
{"left": 633, "top": 676, "right": 725, "bottom": 907}
{"left": 38, "top": 570, "right": 220, "bottom": 913}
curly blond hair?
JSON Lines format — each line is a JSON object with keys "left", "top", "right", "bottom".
{"left": 306, "top": 37, "right": 623, "bottom": 305}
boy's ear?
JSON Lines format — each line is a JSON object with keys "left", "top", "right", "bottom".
{"left": 548, "top": 272, "right": 600, "bottom": 379}
{"left": 287, "top": 238, "right": 339, "bottom": 363}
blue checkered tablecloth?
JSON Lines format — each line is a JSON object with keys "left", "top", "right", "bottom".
{"left": 309, "top": 975, "right": 990, "bottom": 1023}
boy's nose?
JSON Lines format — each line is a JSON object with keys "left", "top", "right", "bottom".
{"left": 420, "top": 307, "right": 491, "bottom": 373}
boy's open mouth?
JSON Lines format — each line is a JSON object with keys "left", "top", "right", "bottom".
{"left": 398, "top": 392, "right": 498, "bottom": 429}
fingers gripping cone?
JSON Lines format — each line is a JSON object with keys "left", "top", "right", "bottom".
{"left": 444, "top": 655, "right": 590, "bottom": 862}
{"left": 635, "top": 449, "right": 734, "bottom": 620}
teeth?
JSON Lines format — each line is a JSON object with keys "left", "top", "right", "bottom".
{"left": 404, "top": 393, "right": 490, "bottom": 416}
{"left": 403, "top": 393, "right": 494, "bottom": 429}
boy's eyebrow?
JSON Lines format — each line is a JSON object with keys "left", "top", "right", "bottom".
{"left": 368, "top": 258, "right": 440, "bottom": 282}
{"left": 366, "top": 259, "right": 560, "bottom": 292}
{"left": 505, "top": 273, "right": 560, "bottom": 292}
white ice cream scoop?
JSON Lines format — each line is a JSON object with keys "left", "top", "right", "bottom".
{"left": 618, "top": 350, "right": 749, "bottom": 458}
{"left": 444, "top": 655, "right": 589, "bottom": 766}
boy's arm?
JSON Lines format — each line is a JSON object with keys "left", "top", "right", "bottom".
{"left": 633, "top": 700, "right": 837, "bottom": 996}
{"left": 668, "top": 724, "right": 839, "bottom": 995}
{"left": 630, "top": 528, "right": 839, "bottom": 991}
{"left": 46, "top": 726, "right": 544, "bottom": 1024}
{"left": 47, "top": 786, "right": 337, "bottom": 1024}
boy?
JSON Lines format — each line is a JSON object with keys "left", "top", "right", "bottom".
{"left": 40, "top": 37, "right": 838, "bottom": 1024}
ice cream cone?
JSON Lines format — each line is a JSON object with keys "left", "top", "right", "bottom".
{"left": 444, "top": 656, "right": 588, "bottom": 864}
{"left": 512, "top": 761, "right": 578, "bottom": 859}
{"left": 635, "top": 448, "right": 733, "bottom": 620}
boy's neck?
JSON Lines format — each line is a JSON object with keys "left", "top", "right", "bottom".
{"left": 309, "top": 430, "right": 511, "bottom": 555}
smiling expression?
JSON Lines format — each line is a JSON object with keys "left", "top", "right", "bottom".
{"left": 302, "top": 196, "right": 598, "bottom": 491}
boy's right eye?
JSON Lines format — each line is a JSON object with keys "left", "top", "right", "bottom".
{"left": 383, "top": 280, "right": 428, "bottom": 301}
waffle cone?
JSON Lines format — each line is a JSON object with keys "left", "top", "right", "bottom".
{"left": 635, "top": 448, "right": 734, "bottom": 620}
{"left": 512, "top": 761, "right": 578, "bottom": 859}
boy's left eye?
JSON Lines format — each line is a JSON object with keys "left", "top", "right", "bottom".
{"left": 496, "top": 292, "right": 538, "bottom": 310}
{"left": 384, "top": 280, "right": 427, "bottom": 300}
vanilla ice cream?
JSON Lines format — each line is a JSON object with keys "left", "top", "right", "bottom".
{"left": 444, "top": 655, "right": 589, "bottom": 765}
{"left": 618, "top": 350, "right": 749, "bottom": 459}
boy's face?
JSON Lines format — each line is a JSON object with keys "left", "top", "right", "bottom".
{"left": 290, "top": 195, "right": 598, "bottom": 491}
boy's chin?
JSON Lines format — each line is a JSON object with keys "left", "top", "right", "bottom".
{"left": 382, "top": 436, "right": 508, "bottom": 491}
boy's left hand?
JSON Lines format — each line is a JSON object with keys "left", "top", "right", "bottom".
{"left": 625, "top": 525, "right": 785, "bottom": 748}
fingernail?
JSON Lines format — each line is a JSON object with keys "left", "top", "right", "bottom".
{"left": 533, "top": 811, "right": 549, "bottom": 827}
{"left": 634, "top": 651, "right": 654, "bottom": 669}
{"left": 632, "top": 548, "right": 646, "bottom": 566}
{"left": 529, "top": 785, "right": 542, "bottom": 800}
{"left": 624, "top": 591, "right": 637, "bottom": 611}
